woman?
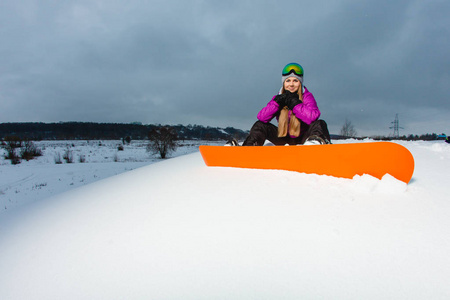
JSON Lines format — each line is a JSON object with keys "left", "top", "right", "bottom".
{"left": 239, "top": 62, "right": 331, "bottom": 146}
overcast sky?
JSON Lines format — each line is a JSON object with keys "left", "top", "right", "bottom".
{"left": 1, "top": 0, "right": 449, "bottom": 136}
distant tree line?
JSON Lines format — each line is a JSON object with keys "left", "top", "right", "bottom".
{"left": 331, "top": 133, "right": 447, "bottom": 141}
{"left": 0, "top": 122, "right": 249, "bottom": 141}
{"left": 372, "top": 133, "right": 448, "bottom": 141}
{"left": 1, "top": 122, "right": 445, "bottom": 143}
{"left": 334, "top": 119, "right": 447, "bottom": 141}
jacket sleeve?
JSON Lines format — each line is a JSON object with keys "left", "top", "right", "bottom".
{"left": 292, "top": 90, "right": 321, "bottom": 125}
{"left": 257, "top": 96, "right": 280, "bottom": 123}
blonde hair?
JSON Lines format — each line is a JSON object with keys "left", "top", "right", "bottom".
{"left": 277, "top": 82, "right": 303, "bottom": 138}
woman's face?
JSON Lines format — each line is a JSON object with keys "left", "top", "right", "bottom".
{"left": 284, "top": 77, "right": 301, "bottom": 93}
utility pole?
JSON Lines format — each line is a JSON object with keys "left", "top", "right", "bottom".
{"left": 390, "top": 113, "right": 403, "bottom": 138}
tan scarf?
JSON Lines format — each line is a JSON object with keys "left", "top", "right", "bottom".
{"left": 277, "top": 107, "right": 301, "bottom": 138}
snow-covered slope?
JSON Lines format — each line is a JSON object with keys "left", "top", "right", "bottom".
{"left": 0, "top": 140, "right": 449, "bottom": 299}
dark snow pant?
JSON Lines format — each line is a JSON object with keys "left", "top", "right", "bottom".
{"left": 242, "top": 119, "right": 331, "bottom": 146}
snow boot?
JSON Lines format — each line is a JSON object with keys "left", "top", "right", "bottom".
{"left": 225, "top": 138, "right": 239, "bottom": 146}
{"left": 303, "top": 135, "right": 329, "bottom": 145}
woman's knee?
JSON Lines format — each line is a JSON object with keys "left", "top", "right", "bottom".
{"left": 250, "top": 120, "right": 267, "bottom": 130}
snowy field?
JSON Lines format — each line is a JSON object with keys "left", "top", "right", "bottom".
{"left": 0, "top": 139, "right": 449, "bottom": 299}
{"left": 0, "top": 139, "right": 223, "bottom": 213}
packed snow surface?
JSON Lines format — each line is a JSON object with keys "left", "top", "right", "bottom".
{"left": 0, "top": 139, "right": 449, "bottom": 299}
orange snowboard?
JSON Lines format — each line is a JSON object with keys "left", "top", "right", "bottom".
{"left": 199, "top": 142, "right": 415, "bottom": 184}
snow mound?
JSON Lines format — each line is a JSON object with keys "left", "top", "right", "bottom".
{"left": 1, "top": 142, "right": 450, "bottom": 299}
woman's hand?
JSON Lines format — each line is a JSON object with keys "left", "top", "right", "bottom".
{"left": 286, "top": 93, "right": 301, "bottom": 110}
{"left": 273, "top": 94, "right": 287, "bottom": 107}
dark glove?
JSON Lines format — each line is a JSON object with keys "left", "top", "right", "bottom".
{"left": 287, "top": 97, "right": 301, "bottom": 110}
{"left": 285, "top": 91, "right": 301, "bottom": 110}
{"left": 273, "top": 94, "right": 287, "bottom": 107}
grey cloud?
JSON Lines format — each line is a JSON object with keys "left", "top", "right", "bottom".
{"left": 1, "top": 0, "right": 449, "bottom": 136}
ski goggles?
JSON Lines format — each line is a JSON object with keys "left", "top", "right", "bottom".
{"left": 282, "top": 63, "right": 304, "bottom": 77}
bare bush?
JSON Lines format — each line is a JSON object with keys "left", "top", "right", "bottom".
{"left": 20, "top": 140, "right": 43, "bottom": 161}
{"left": 63, "top": 149, "right": 74, "bottom": 163}
{"left": 54, "top": 153, "right": 63, "bottom": 164}
{"left": 340, "top": 118, "right": 357, "bottom": 138}
{"left": 123, "top": 136, "right": 131, "bottom": 144}
{"left": 147, "top": 127, "right": 178, "bottom": 159}
{"left": 2, "top": 136, "right": 22, "bottom": 164}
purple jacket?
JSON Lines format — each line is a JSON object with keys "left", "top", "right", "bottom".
{"left": 257, "top": 87, "right": 321, "bottom": 125}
